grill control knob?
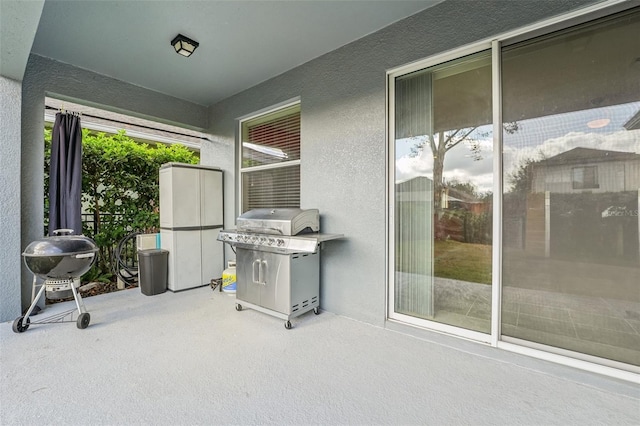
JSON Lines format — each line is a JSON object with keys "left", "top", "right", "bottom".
{"left": 277, "top": 239, "right": 285, "bottom": 247}
{"left": 267, "top": 238, "right": 274, "bottom": 245}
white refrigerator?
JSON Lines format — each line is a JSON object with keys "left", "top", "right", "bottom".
{"left": 159, "top": 163, "right": 224, "bottom": 291}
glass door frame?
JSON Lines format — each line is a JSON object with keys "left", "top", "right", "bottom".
{"left": 387, "top": 41, "right": 495, "bottom": 344}
{"left": 385, "top": 0, "right": 638, "bottom": 381}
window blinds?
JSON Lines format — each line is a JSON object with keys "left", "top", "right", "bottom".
{"left": 241, "top": 165, "right": 300, "bottom": 213}
{"left": 242, "top": 106, "right": 300, "bottom": 167}
{"left": 241, "top": 104, "right": 301, "bottom": 212}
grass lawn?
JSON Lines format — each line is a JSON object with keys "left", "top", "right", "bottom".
{"left": 396, "top": 239, "right": 492, "bottom": 284}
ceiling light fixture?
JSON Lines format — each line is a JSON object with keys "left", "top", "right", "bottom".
{"left": 171, "top": 34, "right": 199, "bottom": 57}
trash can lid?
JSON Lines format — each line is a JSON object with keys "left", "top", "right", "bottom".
{"left": 138, "top": 249, "right": 169, "bottom": 256}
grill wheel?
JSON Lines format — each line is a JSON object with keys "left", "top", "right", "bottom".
{"left": 12, "top": 316, "right": 30, "bottom": 333}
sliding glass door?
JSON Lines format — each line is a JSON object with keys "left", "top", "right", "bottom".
{"left": 392, "top": 50, "right": 493, "bottom": 334}
{"left": 501, "top": 9, "right": 640, "bottom": 367}
{"left": 390, "top": 6, "right": 639, "bottom": 371}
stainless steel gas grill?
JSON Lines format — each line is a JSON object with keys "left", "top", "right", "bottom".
{"left": 217, "top": 208, "right": 342, "bottom": 329}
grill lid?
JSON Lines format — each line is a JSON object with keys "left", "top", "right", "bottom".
{"left": 23, "top": 235, "right": 98, "bottom": 258}
{"left": 22, "top": 231, "right": 99, "bottom": 279}
{"left": 237, "top": 208, "right": 319, "bottom": 236}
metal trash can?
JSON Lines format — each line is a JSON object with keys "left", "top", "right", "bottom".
{"left": 138, "top": 249, "right": 168, "bottom": 296}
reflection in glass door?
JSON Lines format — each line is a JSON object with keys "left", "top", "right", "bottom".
{"left": 393, "top": 51, "right": 493, "bottom": 333}
{"left": 501, "top": 9, "right": 640, "bottom": 367}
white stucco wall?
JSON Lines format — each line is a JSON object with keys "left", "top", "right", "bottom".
{"left": 0, "top": 76, "right": 23, "bottom": 320}
{"left": 203, "top": 0, "right": 599, "bottom": 326}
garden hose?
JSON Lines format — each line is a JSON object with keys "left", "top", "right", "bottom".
{"left": 114, "top": 231, "right": 141, "bottom": 286}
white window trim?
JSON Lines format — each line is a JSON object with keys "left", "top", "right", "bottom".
{"left": 237, "top": 99, "right": 301, "bottom": 214}
{"left": 386, "top": 0, "right": 639, "bottom": 382}
{"left": 236, "top": 97, "right": 300, "bottom": 122}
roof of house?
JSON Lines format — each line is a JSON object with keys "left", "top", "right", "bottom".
{"left": 537, "top": 147, "right": 640, "bottom": 166}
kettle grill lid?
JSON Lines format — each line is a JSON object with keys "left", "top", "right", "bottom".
{"left": 23, "top": 235, "right": 98, "bottom": 257}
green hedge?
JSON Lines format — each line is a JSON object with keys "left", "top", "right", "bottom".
{"left": 44, "top": 128, "right": 199, "bottom": 281}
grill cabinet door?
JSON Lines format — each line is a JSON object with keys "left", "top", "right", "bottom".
{"left": 259, "top": 252, "right": 291, "bottom": 314}
{"left": 237, "top": 248, "right": 261, "bottom": 305}
{"left": 237, "top": 249, "right": 293, "bottom": 315}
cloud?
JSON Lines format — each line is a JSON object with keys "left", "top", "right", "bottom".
{"left": 504, "top": 129, "right": 640, "bottom": 175}
{"left": 395, "top": 128, "right": 640, "bottom": 194}
{"left": 395, "top": 135, "right": 494, "bottom": 192}
{"left": 395, "top": 101, "right": 640, "bottom": 194}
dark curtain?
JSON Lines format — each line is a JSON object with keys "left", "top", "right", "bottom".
{"left": 49, "top": 112, "right": 83, "bottom": 235}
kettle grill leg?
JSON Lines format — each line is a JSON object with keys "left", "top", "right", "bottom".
{"left": 69, "top": 278, "right": 86, "bottom": 315}
{"left": 21, "top": 277, "right": 47, "bottom": 325}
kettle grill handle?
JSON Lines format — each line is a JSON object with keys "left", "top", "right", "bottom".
{"left": 52, "top": 229, "right": 75, "bottom": 236}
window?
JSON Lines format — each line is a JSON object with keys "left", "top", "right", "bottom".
{"left": 239, "top": 103, "right": 300, "bottom": 213}
{"left": 572, "top": 166, "right": 599, "bottom": 189}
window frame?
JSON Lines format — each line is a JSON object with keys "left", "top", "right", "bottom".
{"left": 237, "top": 100, "right": 301, "bottom": 214}
{"left": 572, "top": 166, "right": 599, "bottom": 190}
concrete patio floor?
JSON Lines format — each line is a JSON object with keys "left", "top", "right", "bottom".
{"left": 1, "top": 286, "right": 638, "bottom": 425}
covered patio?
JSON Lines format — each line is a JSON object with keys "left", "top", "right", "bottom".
{"left": 2, "top": 1, "right": 640, "bottom": 416}
{"left": 1, "top": 288, "right": 638, "bottom": 425}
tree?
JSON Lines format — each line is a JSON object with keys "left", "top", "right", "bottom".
{"left": 412, "top": 127, "right": 486, "bottom": 212}
{"left": 408, "top": 122, "right": 517, "bottom": 241}
{"left": 506, "top": 157, "right": 535, "bottom": 194}
{"left": 410, "top": 122, "right": 518, "bottom": 211}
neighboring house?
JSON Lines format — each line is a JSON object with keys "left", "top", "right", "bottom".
{"left": 525, "top": 148, "right": 640, "bottom": 261}
{"left": 443, "top": 186, "right": 490, "bottom": 215}
{"left": 1, "top": 0, "right": 639, "bottom": 381}
{"left": 531, "top": 147, "right": 640, "bottom": 194}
